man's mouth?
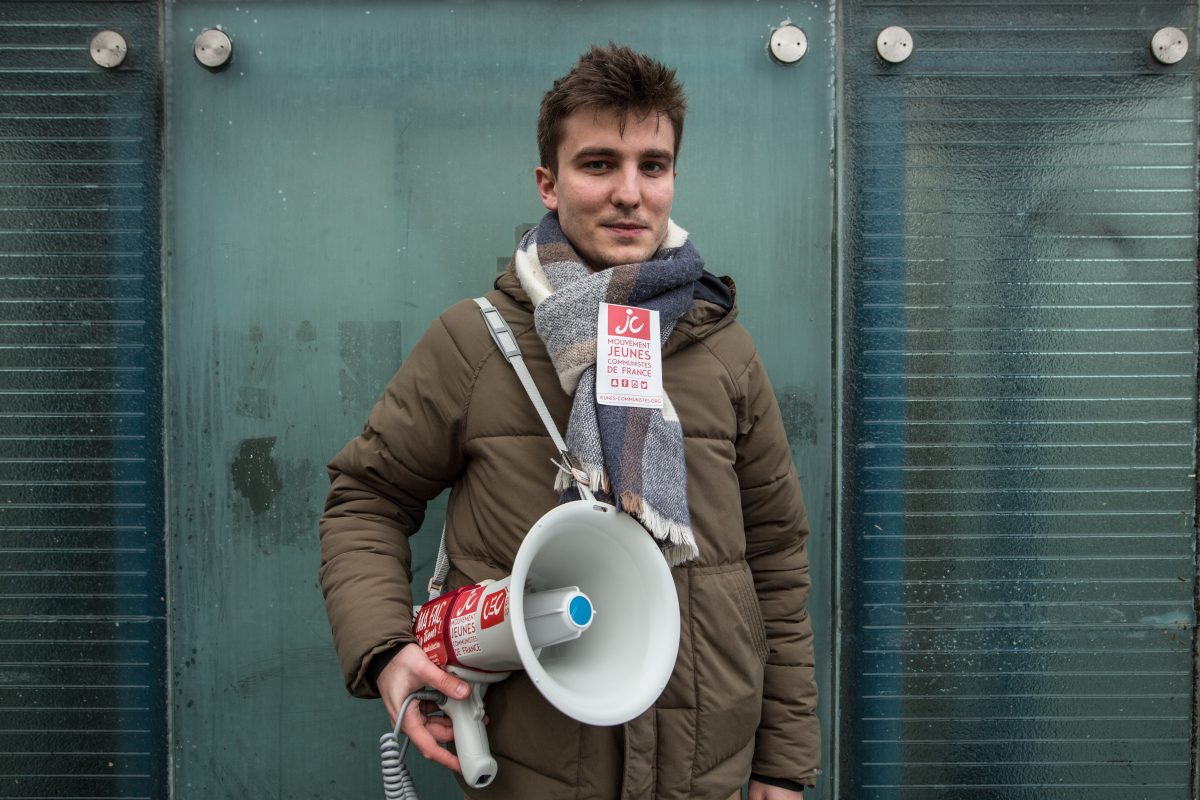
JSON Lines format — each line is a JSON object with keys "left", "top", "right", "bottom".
{"left": 603, "top": 221, "right": 648, "bottom": 237}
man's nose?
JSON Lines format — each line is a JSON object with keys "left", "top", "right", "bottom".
{"left": 610, "top": 165, "right": 641, "bottom": 208}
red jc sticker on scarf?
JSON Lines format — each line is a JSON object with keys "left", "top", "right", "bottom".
{"left": 597, "top": 302, "right": 663, "bottom": 408}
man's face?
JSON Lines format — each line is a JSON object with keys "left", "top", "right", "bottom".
{"left": 535, "top": 107, "right": 675, "bottom": 270}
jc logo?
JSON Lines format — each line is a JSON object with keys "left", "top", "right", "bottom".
{"left": 608, "top": 305, "right": 651, "bottom": 340}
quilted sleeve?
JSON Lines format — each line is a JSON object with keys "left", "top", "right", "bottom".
{"left": 318, "top": 314, "right": 474, "bottom": 698}
{"left": 734, "top": 352, "right": 821, "bottom": 786}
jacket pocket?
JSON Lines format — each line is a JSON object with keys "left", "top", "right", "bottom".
{"left": 687, "top": 563, "right": 766, "bottom": 778}
{"left": 729, "top": 567, "right": 769, "bottom": 665}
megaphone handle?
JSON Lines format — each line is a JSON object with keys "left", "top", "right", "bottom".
{"left": 440, "top": 683, "right": 497, "bottom": 789}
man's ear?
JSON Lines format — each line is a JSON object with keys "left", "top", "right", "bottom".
{"left": 534, "top": 165, "right": 558, "bottom": 212}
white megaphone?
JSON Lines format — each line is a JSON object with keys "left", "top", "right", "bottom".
{"left": 411, "top": 499, "right": 681, "bottom": 788}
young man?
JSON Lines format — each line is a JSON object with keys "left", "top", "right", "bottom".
{"left": 319, "top": 44, "right": 819, "bottom": 799}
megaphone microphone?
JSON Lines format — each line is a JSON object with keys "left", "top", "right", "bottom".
{"left": 407, "top": 499, "right": 681, "bottom": 789}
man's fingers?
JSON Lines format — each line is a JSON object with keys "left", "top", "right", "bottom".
{"left": 403, "top": 649, "right": 469, "bottom": 700}
{"left": 424, "top": 715, "right": 456, "bottom": 744}
{"left": 390, "top": 643, "right": 469, "bottom": 699}
{"left": 413, "top": 731, "right": 461, "bottom": 772}
{"left": 415, "top": 699, "right": 456, "bottom": 742}
{"left": 380, "top": 644, "right": 469, "bottom": 773}
{"left": 419, "top": 663, "right": 471, "bottom": 701}
{"left": 401, "top": 701, "right": 461, "bottom": 773}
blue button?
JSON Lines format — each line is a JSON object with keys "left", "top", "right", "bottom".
{"left": 568, "top": 595, "right": 593, "bottom": 627}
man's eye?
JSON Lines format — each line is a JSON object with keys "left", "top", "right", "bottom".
{"left": 642, "top": 162, "right": 668, "bottom": 173}
{"left": 584, "top": 161, "right": 610, "bottom": 170}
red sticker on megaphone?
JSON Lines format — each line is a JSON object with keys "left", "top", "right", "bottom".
{"left": 413, "top": 580, "right": 520, "bottom": 673}
{"left": 414, "top": 592, "right": 456, "bottom": 667}
{"left": 480, "top": 588, "right": 508, "bottom": 630}
{"left": 452, "top": 585, "right": 486, "bottom": 619}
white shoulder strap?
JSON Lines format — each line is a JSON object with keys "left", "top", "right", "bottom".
{"left": 426, "top": 296, "right": 593, "bottom": 600}
{"left": 472, "top": 297, "right": 573, "bottom": 457}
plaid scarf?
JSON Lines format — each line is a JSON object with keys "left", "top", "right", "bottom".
{"left": 513, "top": 212, "right": 702, "bottom": 565}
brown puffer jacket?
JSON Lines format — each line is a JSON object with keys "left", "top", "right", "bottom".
{"left": 320, "top": 268, "right": 819, "bottom": 799}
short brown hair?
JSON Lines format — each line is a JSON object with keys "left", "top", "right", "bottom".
{"left": 537, "top": 43, "right": 687, "bottom": 172}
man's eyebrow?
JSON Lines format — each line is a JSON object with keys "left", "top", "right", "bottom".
{"left": 570, "top": 146, "right": 674, "bottom": 162}
{"left": 571, "top": 146, "right": 619, "bottom": 160}
{"left": 639, "top": 148, "right": 674, "bottom": 162}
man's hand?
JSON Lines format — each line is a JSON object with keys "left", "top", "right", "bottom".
{"left": 377, "top": 643, "right": 472, "bottom": 773}
{"left": 748, "top": 779, "right": 804, "bottom": 800}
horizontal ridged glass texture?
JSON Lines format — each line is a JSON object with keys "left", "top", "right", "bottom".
{"left": 838, "top": 2, "right": 1198, "bottom": 799}
{"left": 0, "top": 2, "right": 165, "bottom": 800}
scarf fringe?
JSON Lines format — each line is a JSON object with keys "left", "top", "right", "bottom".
{"left": 622, "top": 492, "right": 699, "bottom": 565}
{"left": 660, "top": 541, "right": 700, "bottom": 567}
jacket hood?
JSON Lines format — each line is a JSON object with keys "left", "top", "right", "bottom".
{"left": 494, "top": 265, "right": 739, "bottom": 353}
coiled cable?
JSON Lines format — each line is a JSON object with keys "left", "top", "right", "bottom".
{"left": 379, "top": 690, "right": 444, "bottom": 800}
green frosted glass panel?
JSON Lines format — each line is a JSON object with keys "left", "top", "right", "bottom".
{"left": 164, "top": 3, "right": 833, "bottom": 798}
{"left": 838, "top": 1, "right": 1198, "bottom": 799}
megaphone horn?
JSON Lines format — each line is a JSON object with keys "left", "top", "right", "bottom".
{"left": 410, "top": 499, "right": 681, "bottom": 788}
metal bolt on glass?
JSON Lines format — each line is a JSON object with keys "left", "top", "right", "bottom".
{"left": 768, "top": 23, "right": 808, "bottom": 65}
{"left": 876, "top": 26, "right": 913, "bottom": 63}
{"left": 194, "top": 28, "right": 234, "bottom": 69}
{"left": 1150, "top": 27, "right": 1189, "bottom": 64}
{"left": 89, "top": 30, "right": 127, "bottom": 69}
